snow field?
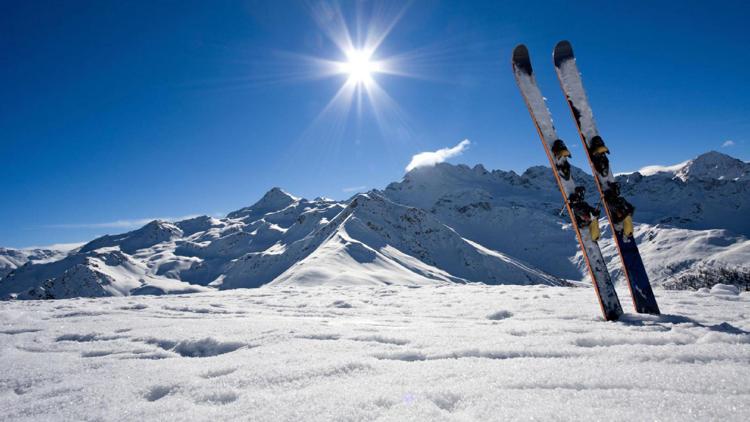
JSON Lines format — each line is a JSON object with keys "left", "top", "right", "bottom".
{"left": 1, "top": 284, "right": 749, "bottom": 421}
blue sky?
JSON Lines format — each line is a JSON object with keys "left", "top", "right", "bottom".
{"left": 2, "top": 0, "right": 749, "bottom": 247}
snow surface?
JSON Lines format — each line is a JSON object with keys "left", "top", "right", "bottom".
{"left": 1, "top": 285, "right": 749, "bottom": 421}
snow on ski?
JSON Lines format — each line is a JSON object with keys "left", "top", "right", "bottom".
{"left": 553, "top": 40, "right": 660, "bottom": 315}
{"left": 512, "top": 44, "right": 623, "bottom": 321}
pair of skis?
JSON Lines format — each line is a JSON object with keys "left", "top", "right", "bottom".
{"left": 512, "top": 41, "right": 660, "bottom": 321}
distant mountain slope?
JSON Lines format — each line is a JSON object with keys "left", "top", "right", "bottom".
{"left": 616, "top": 151, "right": 750, "bottom": 236}
{"left": 0, "top": 248, "right": 208, "bottom": 300}
{"left": 0, "top": 246, "right": 74, "bottom": 280}
{"left": 265, "top": 194, "right": 563, "bottom": 288}
{"left": 578, "top": 222, "right": 750, "bottom": 290}
{"left": 632, "top": 150, "right": 750, "bottom": 181}
{"left": 382, "top": 163, "right": 595, "bottom": 279}
{"left": 1, "top": 150, "right": 747, "bottom": 299}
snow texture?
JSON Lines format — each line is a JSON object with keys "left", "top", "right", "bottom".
{"left": 0, "top": 285, "right": 748, "bottom": 420}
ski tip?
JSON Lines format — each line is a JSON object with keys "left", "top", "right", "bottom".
{"left": 553, "top": 40, "right": 574, "bottom": 68}
{"left": 512, "top": 44, "right": 533, "bottom": 75}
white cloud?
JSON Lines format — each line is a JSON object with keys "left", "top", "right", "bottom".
{"left": 722, "top": 140, "right": 735, "bottom": 148}
{"left": 405, "top": 139, "right": 470, "bottom": 172}
{"left": 342, "top": 185, "right": 367, "bottom": 193}
{"left": 44, "top": 215, "right": 200, "bottom": 230}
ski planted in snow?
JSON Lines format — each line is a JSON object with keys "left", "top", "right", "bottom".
{"left": 553, "top": 40, "right": 660, "bottom": 315}
{"left": 512, "top": 44, "right": 623, "bottom": 321}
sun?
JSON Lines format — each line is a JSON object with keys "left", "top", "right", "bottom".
{"left": 282, "top": 1, "right": 419, "bottom": 142}
{"left": 338, "top": 49, "right": 382, "bottom": 86}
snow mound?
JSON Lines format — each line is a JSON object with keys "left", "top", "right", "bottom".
{"left": 710, "top": 284, "right": 740, "bottom": 296}
{"left": 143, "top": 337, "right": 246, "bottom": 357}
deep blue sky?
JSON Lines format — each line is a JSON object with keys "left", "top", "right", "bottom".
{"left": 2, "top": 0, "right": 749, "bottom": 247}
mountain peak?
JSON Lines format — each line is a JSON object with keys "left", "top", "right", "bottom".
{"left": 403, "top": 162, "right": 490, "bottom": 178}
{"left": 78, "top": 219, "right": 183, "bottom": 254}
{"left": 690, "top": 150, "right": 742, "bottom": 166}
{"left": 142, "top": 219, "right": 173, "bottom": 229}
{"left": 227, "top": 187, "right": 299, "bottom": 219}
{"left": 633, "top": 150, "right": 749, "bottom": 181}
{"left": 254, "top": 187, "right": 299, "bottom": 210}
{"left": 259, "top": 187, "right": 299, "bottom": 204}
{"left": 677, "top": 151, "right": 749, "bottom": 181}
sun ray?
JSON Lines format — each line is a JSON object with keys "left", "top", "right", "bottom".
{"left": 307, "top": 1, "right": 354, "bottom": 55}
{"left": 362, "top": 0, "right": 412, "bottom": 54}
{"left": 307, "top": 78, "right": 357, "bottom": 140}
{"left": 364, "top": 79, "right": 413, "bottom": 142}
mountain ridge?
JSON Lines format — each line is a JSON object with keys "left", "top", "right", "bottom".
{"left": 1, "top": 150, "right": 748, "bottom": 299}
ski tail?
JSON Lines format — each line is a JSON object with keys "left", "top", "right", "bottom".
{"left": 512, "top": 44, "right": 622, "bottom": 321}
{"left": 513, "top": 44, "right": 533, "bottom": 75}
{"left": 552, "top": 40, "right": 660, "bottom": 315}
{"left": 553, "top": 40, "right": 574, "bottom": 68}
{"left": 616, "top": 231, "right": 660, "bottom": 313}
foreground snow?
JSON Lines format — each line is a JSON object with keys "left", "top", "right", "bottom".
{"left": 1, "top": 285, "right": 749, "bottom": 421}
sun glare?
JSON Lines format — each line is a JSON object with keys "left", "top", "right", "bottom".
{"left": 339, "top": 49, "right": 381, "bottom": 85}
{"left": 286, "top": 1, "right": 417, "bottom": 143}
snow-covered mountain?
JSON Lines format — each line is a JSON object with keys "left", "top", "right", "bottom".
{"left": 634, "top": 150, "right": 750, "bottom": 182}
{"left": 382, "top": 163, "right": 595, "bottom": 280}
{"left": 0, "top": 190, "right": 562, "bottom": 299}
{"left": 2, "top": 248, "right": 208, "bottom": 300}
{"left": 617, "top": 151, "right": 750, "bottom": 236}
{"left": 0, "top": 246, "right": 73, "bottom": 280}
{"left": 263, "top": 194, "right": 561, "bottom": 288}
{"left": 1, "top": 151, "right": 747, "bottom": 299}
{"left": 381, "top": 152, "right": 749, "bottom": 288}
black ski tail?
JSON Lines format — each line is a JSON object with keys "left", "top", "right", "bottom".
{"left": 512, "top": 44, "right": 533, "bottom": 75}
{"left": 553, "top": 40, "right": 574, "bottom": 68}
